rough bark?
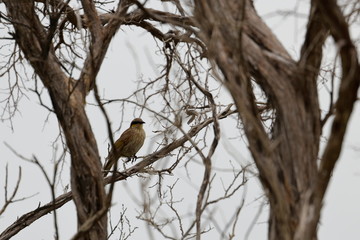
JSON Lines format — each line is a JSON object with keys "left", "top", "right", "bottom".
{"left": 1, "top": 0, "right": 358, "bottom": 239}
{"left": 3, "top": 1, "right": 107, "bottom": 239}
{"left": 193, "top": 0, "right": 359, "bottom": 240}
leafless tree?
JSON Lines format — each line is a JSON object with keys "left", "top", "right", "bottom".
{"left": 0, "top": 0, "right": 359, "bottom": 240}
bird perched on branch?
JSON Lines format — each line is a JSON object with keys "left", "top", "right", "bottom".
{"left": 103, "top": 118, "right": 145, "bottom": 176}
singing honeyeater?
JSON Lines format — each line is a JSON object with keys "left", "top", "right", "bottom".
{"left": 103, "top": 118, "right": 145, "bottom": 176}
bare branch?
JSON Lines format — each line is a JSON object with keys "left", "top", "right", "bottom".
{"left": 0, "top": 166, "right": 22, "bottom": 216}
{"left": 0, "top": 107, "right": 236, "bottom": 240}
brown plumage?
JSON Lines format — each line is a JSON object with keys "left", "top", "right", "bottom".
{"left": 103, "top": 118, "right": 145, "bottom": 176}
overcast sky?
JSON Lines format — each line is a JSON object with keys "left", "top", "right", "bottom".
{"left": 0, "top": 1, "right": 359, "bottom": 239}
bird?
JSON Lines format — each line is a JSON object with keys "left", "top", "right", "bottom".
{"left": 103, "top": 118, "right": 145, "bottom": 176}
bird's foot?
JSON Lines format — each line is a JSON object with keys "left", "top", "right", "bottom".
{"left": 131, "top": 156, "right": 138, "bottom": 163}
{"left": 124, "top": 156, "right": 137, "bottom": 163}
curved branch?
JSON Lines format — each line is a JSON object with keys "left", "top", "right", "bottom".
{"left": 0, "top": 108, "right": 236, "bottom": 240}
{"left": 316, "top": 0, "right": 360, "bottom": 212}
{"left": 0, "top": 192, "right": 72, "bottom": 240}
{"left": 3, "top": 2, "right": 108, "bottom": 239}
{"left": 295, "top": 1, "right": 360, "bottom": 239}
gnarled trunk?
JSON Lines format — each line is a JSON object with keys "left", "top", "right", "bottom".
{"left": 4, "top": 1, "right": 107, "bottom": 239}
{"left": 193, "top": 0, "right": 359, "bottom": 239}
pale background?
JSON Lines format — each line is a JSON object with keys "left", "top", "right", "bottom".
{"left": 0, "top": 0, "right": 359, "bottom": 239}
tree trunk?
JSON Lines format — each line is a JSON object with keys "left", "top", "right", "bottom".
{"left": 4, "top": 1, "right": 107, "bottom": 239}
{"left": 193, "top": 0, "right": 359, "bottom": 239}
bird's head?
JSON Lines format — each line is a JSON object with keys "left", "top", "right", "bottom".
{"left": 130, "top": 118, "right": 145, "bottom": 129}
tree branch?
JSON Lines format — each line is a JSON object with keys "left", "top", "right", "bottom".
{"left": 317, "top": 0, "right": 360, "bottom": 204}
{"left": 0, "top": 108, "right": 236, "bottom": 240}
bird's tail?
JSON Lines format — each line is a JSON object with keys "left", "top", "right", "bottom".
{"left": 103, "top": 153, "right": 116, "bottom": 177}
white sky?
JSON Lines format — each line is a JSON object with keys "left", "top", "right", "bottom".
{"left": 0, "top": 1, "right": 359, "bottom": 239}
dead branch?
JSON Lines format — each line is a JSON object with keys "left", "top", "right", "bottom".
{"left": 0, "top": 107, "right": 236, "bottom": 240}
{"left": 0, "top": 166, "right": 22, "bottom": 216}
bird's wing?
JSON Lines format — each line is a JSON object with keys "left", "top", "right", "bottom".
{"left": 114, "top": 128, "right": 133, "bottom": 151}
{"left": 103, "top": 128, "right": 133, "bottom": 173}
